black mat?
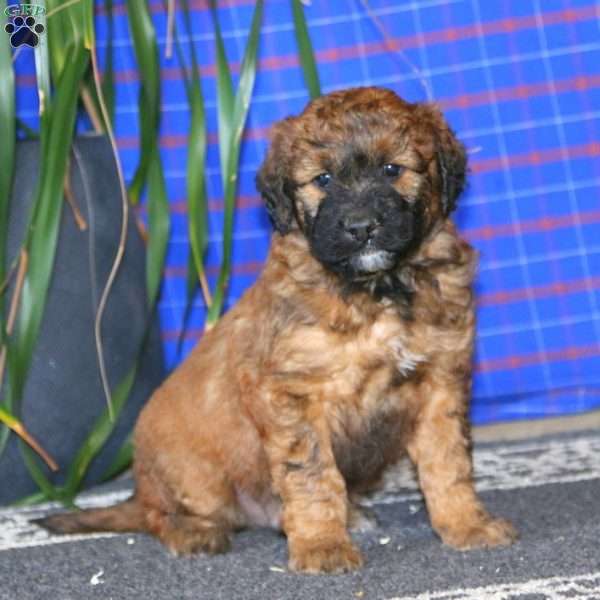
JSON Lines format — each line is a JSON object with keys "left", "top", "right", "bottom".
{"left": 2, "top": 430, "right": 599, "bottom": 600}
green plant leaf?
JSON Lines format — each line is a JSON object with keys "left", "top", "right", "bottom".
{"left": 146, "top": 148, "right": 170, "bottom": 306}
{"left": 0, "top": 336, "right": 18, "bottom": 458}
{"left": 44, "top": 0, "right": 81, "bottom": 87}
{"left": 0, "top": 9, "right": 15, "bottom": 281}
{"left": 174, "top": 0, "right": 209, "bottom": 348}
{"left": 210, "top": 0, "right": 234, "bottom": 183}
{"left": 10, "top": 46, "right": 89, "bottom": 497}
{"left": 206, "top": 0, "right": 264, "bottom": 327}
{"left": 11, "top": 490, "right": 47, "bottom": 507}
{"left": 126, "top": 0, "right": 160, "bottom": 205}
{"left": 33, "top": 1, "right": 51, "bottom": 119}
{"left": 81, "top": 0, "right": 95, "bottom": 49}
{"left": 101, "top": 0, "right": 116, "bottom": 126}
{"left": 291, "top": 0, "right": 321, "bottom": 99}
{"left": 176, "top": 248, "right": 198, "bottom": 355}
{"left": 0, "top": 3, "right": 16, "bottom": 454}
{"left": 13, "top": 48, "right": 89, "bottom": 405}
{"left": 19, "top": 443, "right": 58, "bottom": 500}
{"left": 101, "top": 434, "right": 133, "bottom": 482}
{"left": 64, "top": 364, "right": 137, "bottom": 496}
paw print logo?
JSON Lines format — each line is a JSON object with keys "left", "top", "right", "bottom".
{"left": 5, "top": 16, "right": 45, "bottom": 48}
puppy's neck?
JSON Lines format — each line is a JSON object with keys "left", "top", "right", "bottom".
{"left": 266, "top": 232, "right": 383, "bottom": 327}
{"left": 265, "top": 220, "right": 474, "bottom": 324}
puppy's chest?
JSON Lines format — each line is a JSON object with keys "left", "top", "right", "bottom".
{"left": 355, "top": 312, "right": 429, "bottom": 380}
{"left": 325, "top": 317, "right": 426, "bottom": 486}
{"left": 314, "top": 313, "right": 427, "bottom": 410}
{"left": 367, "top": 316, "right": 427, "bottom": 377}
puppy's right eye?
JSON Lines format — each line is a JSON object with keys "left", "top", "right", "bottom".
{"left": 314, "top": 173, "right": 332, "bottom": 188}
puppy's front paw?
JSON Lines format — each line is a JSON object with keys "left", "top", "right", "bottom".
{"left": 289, "top": 539, "right": 363, "bottom": 574}
{"left": 439, "top": 516, "right": 518, "bottom": 550}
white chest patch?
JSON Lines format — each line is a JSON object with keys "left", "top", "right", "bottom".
{"left": 390, "top": 339, "right": 426, "bottom": 376}
{"left": 370, "top": 320, "right": 426, "bottom": 376}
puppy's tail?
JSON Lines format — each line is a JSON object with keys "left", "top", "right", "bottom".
{"left": 32, "top": 497, "right": 146, "bottom": 535}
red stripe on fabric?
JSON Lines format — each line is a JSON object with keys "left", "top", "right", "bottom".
{"left": 95, "top": 0, "right": 257, "bottom": 17}
{"left": 136, "top": 195, "right": 263, "bottom": 215}
{"left": 470, "top": 142, "right": 600, "bottom": 174}
{"left": 439, "top": 75, "right": 600, "bottom": 110}
{"left": 163, "top": 329, "right": 202, "bottom": 342}
{"left": 166, "top": 195, "right": 263, "bottom": 213}
{"left": 18, "top": 56, "right": 600, "bottom": 96}
{"left": 164, "top": 260, "right": 264, "bottom": 279}
{"left": 479, "top": 277, "right": 600, "bottom": 307}
{"left": 476, "top": 345, "right": 600, "bottom": 373}
{"left": 302, "top": 6, "right": 597, "bottom": 72}
{"left": 109, "top": 6, "right": 597, "bottom": 83}
{"left": 116, "top": 125, "right": 270, "bottom": 150}
{"left": 464, "top": 208, "right": 600, "bottom": 242}
{"left": 96, "top": 3, "right": 597, "bottom": 29}
{"left": 108, "top": 74, "right": 600, "bottom": 152}
{"left": 15, "top": 73, "right": 37, "bottom": 86}
{"left": 117, "top": 133, "right": 600, "bottom": 175}
{"left": 163, "top": 203, "right": 600, "bottom": 247}
{"left": 17, "top": 8, "right": 600, "bottom": 92}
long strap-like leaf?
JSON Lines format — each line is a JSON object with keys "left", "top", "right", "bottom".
{"left": 291, "top": 0, "right": 321, "bottom": 99}
{"left": 101, "top": 0, "right": 116, "bottom": 126}
{"left": 206, "top": 0, "right": 264, "bottom": 328}
{"left": 210, "top": 0, "right": 234, "bottom": 186}
{"left": 0, "top": 1, "right": 16, "bottom": 456}
{"left": 12, "top": 46, "right": 90, "bottom": 498}
{"left": 126, "top": 0, "right": 161, "bottom": 205}
{"left": 125, "top": 0, "right": 170, "bottom": 302}
{"left": 173, "top": 0, "right": 210, "bottom": 352}
{"left": 13, "top": 49, "right": 89, "bottom": 403}
{"left": 64, "top": 364, "right": 137, "bottom": 495}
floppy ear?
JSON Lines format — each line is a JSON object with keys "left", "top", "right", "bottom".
{"left": 256, "top": 119, "right": 297, "bottom": 235}
{"left": 416, "top": 104, "right": 468, "bottom": 215}
{"left": 435, "top": 125, "right": 467, "bottom": 215}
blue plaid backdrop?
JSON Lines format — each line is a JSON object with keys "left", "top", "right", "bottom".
{"left": 12, "top": 0, "right": 600, "bottom": 424}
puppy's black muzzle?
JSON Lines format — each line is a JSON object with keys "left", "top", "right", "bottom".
{"left": 307, "top": 184, "right": 422, "bottom": 280}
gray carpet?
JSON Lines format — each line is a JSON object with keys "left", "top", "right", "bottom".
{"left": 2, "top": 430, "right": 600, "bottom": 600}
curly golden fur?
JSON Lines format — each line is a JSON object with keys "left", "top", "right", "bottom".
{"left": 36, "top": 87, "right": 517, "bottom": 574}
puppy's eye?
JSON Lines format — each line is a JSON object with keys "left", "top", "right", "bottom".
{"left": 314, "top": 173, "right": 332, "bottom": 188}
{"left": 383, "top": 164, "right": 403, "bottom": 178}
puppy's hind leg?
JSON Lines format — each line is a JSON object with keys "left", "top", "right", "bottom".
{"left": 149, "top": 513, "right": 232, "bottom": 556}
{"left": 139, "top": 460, "right": 246, "bottom": 557}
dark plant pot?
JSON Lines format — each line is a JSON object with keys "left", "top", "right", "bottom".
{"left": 0, "top": 135, "right": 165, "bottom": 504}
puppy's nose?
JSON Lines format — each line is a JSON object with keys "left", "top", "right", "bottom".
{"left": 343, "top": 217, "right": 379, "bottom": 243}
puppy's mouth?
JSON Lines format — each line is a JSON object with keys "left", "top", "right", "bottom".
{"left": 349, "top": 246, "right": 396, "bottom": 274}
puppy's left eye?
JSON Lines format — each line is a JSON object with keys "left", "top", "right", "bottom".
{"left": 314, "top": 173, "right": 332, "bottom": 188}
{"left": 383, "top": 164, "right": 403, "bottom": 178}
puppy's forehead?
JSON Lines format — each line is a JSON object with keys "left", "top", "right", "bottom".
{"left": 291, "top": 90, "right": 435, "bottom": 180}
